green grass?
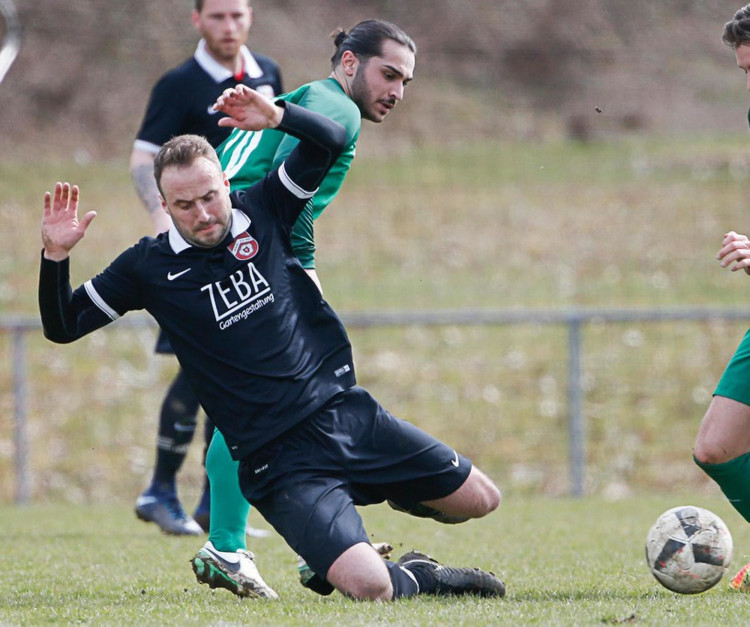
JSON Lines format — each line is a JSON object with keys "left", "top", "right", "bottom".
{"left": 2, "top": 495, "right": 750, "bottom": 625}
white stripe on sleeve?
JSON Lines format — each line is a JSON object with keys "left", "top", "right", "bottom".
{"left": 84, "top": 280, "right": 121, "bottom": 321}
{"left": 278, "top": 162, "right": 317, "bottom": 200}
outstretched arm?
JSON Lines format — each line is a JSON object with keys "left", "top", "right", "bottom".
{"left": 41, "top": 182, "right": 97, "bottom": 261}
{"left": 39, "top": 182, "right": 114, "bottom": 343}
{"left": 717, "top": 231, "right": 750, "bottom": 276}
{"left": 214, "top": 84, "right": 284, "bottom": 132}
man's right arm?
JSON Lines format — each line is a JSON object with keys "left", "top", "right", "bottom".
{"left": 38, "top": 255, "right": 115, "bottom": 344}
{"left": 39, "top": 182, "right": 117, "bottom": 343}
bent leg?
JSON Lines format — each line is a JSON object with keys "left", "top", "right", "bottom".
{"left": 423, "top": 465, "right": 501, "bottom": 519}
{"left": 206, "top": 429, "right": 249, "bottom": 552}
{"left": 694, "top": 395, "right": 750, "bottom": 522}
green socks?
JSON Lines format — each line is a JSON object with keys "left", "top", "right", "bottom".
{"left": 205, "top": 429, "right": 251, "bottom": 552}
{"left": 695, "top": 451, "right": 750, "bottom": 522}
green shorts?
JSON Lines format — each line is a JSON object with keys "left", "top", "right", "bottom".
{"left": 715, "top": 329, "right": 750, "bottom": 406}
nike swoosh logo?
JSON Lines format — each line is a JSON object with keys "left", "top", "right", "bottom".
{"left": 450, "top": 451, "right": 459, "bottom": 468}
{"left": 203, "top": 546, "right": 242, "bottom": 573}
{"left": 167, "top": 268, "right": 192, "bottom": 281}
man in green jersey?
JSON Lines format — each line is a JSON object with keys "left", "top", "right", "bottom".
{"left": 189, "top": 19, "right": 418, "bottom": 598}
{"left": 694, "top": 3, "right": 750, "bottom": 592}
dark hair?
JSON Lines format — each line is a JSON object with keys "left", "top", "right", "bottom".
{"left": 153, "top": 134, "right": 221, "bottom": 195}
{"left": 723, "top": 4, "right": 750, "bottom": 47}
{"left": 330, "top": 19, "right": 416, "bottom": 67}
{"left": 195, "top": 0, "right": 250, "bottom": 13}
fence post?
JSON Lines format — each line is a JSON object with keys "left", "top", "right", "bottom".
{"left": 567, "top": 316, "right": 585, "bottom": 497}
{"left": 12, "top": 327, "right": 29, "bottom": 504}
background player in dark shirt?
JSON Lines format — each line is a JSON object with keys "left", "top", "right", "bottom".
{"left": 129, "top": 0, "right": 283, "bottom": 536}
{"left": 39, "top": 86, "right": 505, "bottom": 602}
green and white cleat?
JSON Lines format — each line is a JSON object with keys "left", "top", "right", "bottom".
{"left": 191, "top": 541, "right": 278, "bottom": 599}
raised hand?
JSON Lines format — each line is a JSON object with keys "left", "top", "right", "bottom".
{"left": 41, "top": 182, "right": 97, "bottom": 261}
{"left": 213, "top": 84, "right": 284, "bottom": 132}
{"left": 717, "top": 230, "right": 750, "bottom": 276}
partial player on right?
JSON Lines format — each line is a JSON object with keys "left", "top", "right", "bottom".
{"left": 693, "top": 2, "right": 750, "bottom": 592}
{"left": 190, "top": 19, "right": 420, "bottom": 598}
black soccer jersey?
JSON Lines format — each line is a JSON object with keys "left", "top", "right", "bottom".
{"left": 40, "top": 103, "right": 354, "bottom": 461}
{"left": 135, "top": 41, "right": 283, "bottom": 151}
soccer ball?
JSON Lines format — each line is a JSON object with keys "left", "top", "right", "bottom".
{"left": 645, "top": 505, "right": 733, "bottom": 594}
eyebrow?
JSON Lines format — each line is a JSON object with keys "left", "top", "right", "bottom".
{"left": 383, "top": 63, "right": 413, "bottom": 83}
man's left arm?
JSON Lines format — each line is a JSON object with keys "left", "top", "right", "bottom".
{"left": 214, "top": 86, "right": 348, "bottom": 215}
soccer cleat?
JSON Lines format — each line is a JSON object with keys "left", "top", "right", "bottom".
{"left": 397, "top": 550, "right": 506, "bottom": 598}
{"left": 387, "top": 499, "right": 469, "bottom": 524}
{"left": 191, "top": 541, "right": 279, "bottom": 599}
{"left": 135, "top": 491, "right": 203, "bottom": 536}
{"left": 730, "top": 562, "right": 750, "bottom": 591}
{"left": 296, "top": 541, "right": 394, "bottom": 596}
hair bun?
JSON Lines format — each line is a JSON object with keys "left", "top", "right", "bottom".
{"left": 332, "top": 29, "right": 347, "bottom": 47}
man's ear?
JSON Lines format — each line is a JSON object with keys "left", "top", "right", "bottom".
{"left": 191, "top": 9, "right": 201, "bottom": 34}
{"left": 340, "top": 50, "right": 360, "bottom": 78}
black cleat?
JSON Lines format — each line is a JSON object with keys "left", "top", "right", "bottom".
{"left": 397, "top": 550, "right": 505, "bottom": 598}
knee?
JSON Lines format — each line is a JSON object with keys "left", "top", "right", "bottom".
{"left": 693, "top": 440, "right": 725, "bottom": 466}
{"left": 477, "top": 482, "right": 501, "bottom": 516}
{"left": 339, "top": 578, "right": 392, "bottom": 602}
{"left": 694, "top": 432, "right": 731, "bottom": 465}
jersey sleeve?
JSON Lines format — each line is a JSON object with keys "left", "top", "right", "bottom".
{"left": 39, "top": 246, "right": 147, "bottom": 343}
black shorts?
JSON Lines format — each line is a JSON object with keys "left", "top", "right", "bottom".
{"left": 237, "top": 386, "right": 472, "bottom": 578}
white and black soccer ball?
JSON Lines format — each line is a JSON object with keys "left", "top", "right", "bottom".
{"left": 645, "top": 505, "right": 733, "bottom": 594}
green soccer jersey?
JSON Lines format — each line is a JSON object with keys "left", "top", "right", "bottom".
{"left": 217, "top": 78, "right": 361, "bottom": 268}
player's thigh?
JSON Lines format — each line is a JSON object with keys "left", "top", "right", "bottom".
{"left": 336, "top": 387, "right": 473, "bottom": 504}
{"left": 695, "top": 395, "right": 750, "bottom": 463}
{"left": 239, "top": 452, "right": 369, "bottom": 579}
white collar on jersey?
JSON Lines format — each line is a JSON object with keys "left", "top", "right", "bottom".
{"left": 168, "top": 208, "right": 250, "bottom": 254}
{"left": 194, "top": 39, "right": 264, "bottom": 83}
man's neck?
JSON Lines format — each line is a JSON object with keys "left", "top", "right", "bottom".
{"left": 330, "top": 68, "right": 352, "bottom": 98}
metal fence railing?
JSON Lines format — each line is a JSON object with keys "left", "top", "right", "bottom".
{"left": 5, "top": 307, "right": 750, "bottom": 504}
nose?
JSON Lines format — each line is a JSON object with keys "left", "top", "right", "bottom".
{"left": 194, "top": 202, "right": 211, "bottom": 222}
{"left": 391, "top": 82, "right": 404, "bottom": 102}
{"left": 221, "top": 15, "right": 237, "bottom": 33}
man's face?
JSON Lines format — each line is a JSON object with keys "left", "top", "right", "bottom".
{"left": 192, "top": 0, "right": 252, "bottom": 63}
{"left": 349, "top": 39, "right": 415, "bottom": 123}
{"left": 160, "top": 157, "right": 233, "bottom": 248}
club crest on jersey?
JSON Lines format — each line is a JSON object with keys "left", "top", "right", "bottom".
{"left": 228, "top": 231, "right": 259, "bottom": 261}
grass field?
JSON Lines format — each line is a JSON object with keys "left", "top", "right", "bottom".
{"left": 3, "top": 495, "right": 750, "bottom": 625}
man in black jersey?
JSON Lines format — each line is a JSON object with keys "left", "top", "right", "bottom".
{"left": 39, "top": 86, "right": 505, "bottom": 601}
{"left": 130, "top": 0, "right": 283, "bottom": 536}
